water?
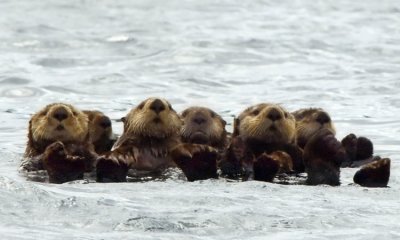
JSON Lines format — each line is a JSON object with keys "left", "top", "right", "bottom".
{"left": 0, "top": 0, "right": 399, "bottom": 239}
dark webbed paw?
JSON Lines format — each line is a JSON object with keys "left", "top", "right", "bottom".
{"left": 171, "top": 144, "right": 218, "bottom": 181}
{"left": 96, "top": 157, "right": 129, "bottom": 182}
{"left": 43, "top": 141, "right": 86, "bottom": 184}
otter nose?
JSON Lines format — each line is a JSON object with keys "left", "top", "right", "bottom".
{"left": 316, "top": 112, "right": 331, "bottom": 124}
{"left": 267, "top": 108, "right": 282, "bottom": 121}
{"left": 193, "top": 116, "right": 206, "bottom": 125}
{"left": 99, "top": 117, "right": 112, "bottom": 128}
{"left": 53, "top": 107, "right": 69, "bottom": 121}
{"left": 149, "top": 99, "right": 166, "bottom": 114}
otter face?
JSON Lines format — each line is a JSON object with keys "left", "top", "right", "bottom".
{"left": 236, "top": 103, "right": 295, "bottom": 144}
{"left": 30, "top": 103, "right": 88, "bottom": 143}
{"left": 292, "top": 108, "right": 335, "bottom": 148}
{"left": 83, "top": 110, "right": 112, "bottom": 143}
{"left": 123, "top": 98, "right": 182, "bottom": 138}
{"left": 180, "top": 107, "right": 226, "bottom": 147}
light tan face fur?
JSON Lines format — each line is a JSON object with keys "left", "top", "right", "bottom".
{"left": 123, "top": 98, "right": 182, "bottom": 138}
{"left": 83, "top": 110, "right": 112, "bottom": 143}
{"left": 237, "top": 103, "right": 296, "bottom": 144}
{"left": 30, "top": 103, "right": 88, "bottom": 143}
{"left": 293, "top": 108, "right": 335, "bottom": 143}
{"left": 180, "top": 107, "right": 226, "bottom": 144}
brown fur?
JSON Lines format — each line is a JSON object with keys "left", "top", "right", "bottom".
{"left": 353, "top": 158, "right": 390, "bottom": 187}
{"left": 20, "top": 103, "right": 97, "bottom": 178}
{"left": 221, "top": 103, "right": 303, "bottom": 179}
{"left": 303, "top": 128, "right": 347, "bottom": 186}
{"left": 98, "top": 98, "right": 209, "bottom": 182}
{"left": 292, "top": 108, "right": 335, "bottom": 149}
{"left": 180, "top": 107, "right": 228, "bottom": 150}
{"left": 83, "top": 110, "right": 115, "bottom": 154}
{"left": 234, "top": 103, "right": 296, "bottom": 144}
{"left": 341, "top": 133, "right": 374, "bottom": 167}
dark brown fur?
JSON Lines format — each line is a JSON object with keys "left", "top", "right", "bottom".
{"left": 292, "top": 108, "right": 335, "bottom": 149}
{"left": 303, "top": 128, "right": 347, "bottom": 186}
{"left": 353, "top": 158, "right": 390, "bottom": 187}
{"left": 83, "top": 110, "right": 116, "bottom": 154}
{"left": 341, "top": 133, "right": 374, "bottom": 167}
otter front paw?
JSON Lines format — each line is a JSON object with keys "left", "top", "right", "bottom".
{"left": 96, "top": 157, "right": 129, "bottom": 182}
{"left": 171, "top": 144, "right": 218, "bottom": 181}
{"left": 253, "top": 153, "right": 280, "bottom": 182}
{"left": 43, "top": 141, "right": 86, "bottom": 184}
{"left": 341, "top": 133, "right": 374, "bottom": 167}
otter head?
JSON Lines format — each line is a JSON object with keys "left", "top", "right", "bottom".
{"left": 234, "top": 103, "right": 295, "bottom": 144}
{"left": 29, "top": 103, "right": 88, "bottom": 146}
{"left": 180, "top": 107, "right": 227, "bottom": 148}
{"left": 292, "top": 108, "right": 335, "bottom": 148}
{"left": 83, "top": 110, "right": 112, "bottom": 143}
{"left": 122, "top": 98, "right": 182, "bottom": 139}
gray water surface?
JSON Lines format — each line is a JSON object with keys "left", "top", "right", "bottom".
{"left": 0, "top": 0, "right": 399, "bottom": 239}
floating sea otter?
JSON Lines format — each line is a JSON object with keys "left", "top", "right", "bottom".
{"left": 20, "top": 103, "right": 97, "bottom": 183}
{"left": 220, "top": 103, "right": 303, "bottom": 181}
{"left": 96, "top": 98, "right": 217, "bottom": 182}
{"left": 176, "top": 106, "right": 228, "bottom": 181}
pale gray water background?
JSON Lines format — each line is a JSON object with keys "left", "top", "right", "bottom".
{"left": 0, "top": 0, "right": 399, "bottom": 239}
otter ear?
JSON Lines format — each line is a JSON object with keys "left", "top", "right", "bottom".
{"left": 222, "top": 119, "right": 227, "bottom": 127}
{"left": 232, "top": 117, "right": 240, "bottom": 137}
{"left": 120, "top": 117, "right": 126, "bottom": 123}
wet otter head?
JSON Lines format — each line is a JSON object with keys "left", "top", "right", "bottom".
{"left": 180, "top": 107, "right": 227, "bottom": 148}
{"left": 83, "top": 110, "right": 112, "bottom": 143}
{"left": 234, "top": 103, "right": 295, "bottom": 144}
{"left": 28, "top": 103, "right": 88, "bottom": 146}
{"left": 292, "top": 108, "right": 335, "bottom": 148}
{"left": 122, "top": 98, "right": 182, "bottom": 139}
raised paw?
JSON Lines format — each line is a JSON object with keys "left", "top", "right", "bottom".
{"left": 96, "top": 157, "right": 129, "bottom": 182}
{"left": 43, "top": 141, "right": 86, "bottom": 184}
{"left": 253, "top": 153, "right": 280, "bottom": 182}
{"left": 171, "top": 143, "right": 218, "bottom": 181}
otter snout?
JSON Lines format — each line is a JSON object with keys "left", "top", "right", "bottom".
{"left": 149, "top": 99, "right": 165, "bottom": 114}
{"left": 53, "top": 107, "right": 69, "bottom": 122}
{"left": 266, "top": 108, "right": 282, "bottom": 122}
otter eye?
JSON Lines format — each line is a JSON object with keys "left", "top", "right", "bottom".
{"left": 284, "top": 112, "right": 288, "bottom": 118}
{"left": 40, "top": 111, "right": 47, "bottom": 116}
{"left": 210, "top": 111, "right": 216, "bottom": 118}
{"left": 72, "top": 111, "right": 77, "bottom": 116}
{"left": 252, "top": 110, "right": 260, "bottom": 116}
{"left": 181, "top": 110, "right": 188, "bottom": 117}
{"left": 168, "top": 103, "right": 173, "bottom": 111}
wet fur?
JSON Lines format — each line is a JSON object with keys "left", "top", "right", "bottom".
{"left": 292, "top": 108, "right": 335, "bottom": 149}
{"left": 83, "top": 110, "right": 116, "bottom": 154}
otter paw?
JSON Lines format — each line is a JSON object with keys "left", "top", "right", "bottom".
{"left": 341, "top": 134, "right": 374, "bottom": 167}
{"left": 304, "top": 129, "right": 344, "bottom": 186}
{"left": 171, "top": 144, "right": 218, "bottom": 181}
{"left": 96, "top": 157, "right": 129, "bottom": 182}
{"left": 43, "top": 141, "right": 86, "bottom": 184}
{"left": 253, "top": 153, "right": 280, "bottom": 182}
{"left": 220, "top": 136, "right": 253, "bottom": 179}
{"left": 354, "top": 158, "right": 390, "bottom": 187}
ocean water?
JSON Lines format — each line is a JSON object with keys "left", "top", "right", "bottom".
{"left": 0, "top": 0, "right": 399, "bottom": 239}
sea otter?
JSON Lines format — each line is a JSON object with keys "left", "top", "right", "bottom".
{"left": 20, "top": 103, "right": 97, "bottom": 183}
{"left": 303, "top": 128, "right": 347, "bottom": 186}
{"left": 176, "top": 106, "right": 228, "bottom": 181}
{"left": 83, "top": 110, "right": 116, "bottom": 154}
{"left": 353, "top": 158, "right": 390, "bottom": 187}
{"left": 96, "top": 98, "right": 218, "bottom": 182}
{"left": 292, "top": 108, "right": 336, "bottom": 149}
{"left": 220, "top": 103, "right": 303, "bottom": 181}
